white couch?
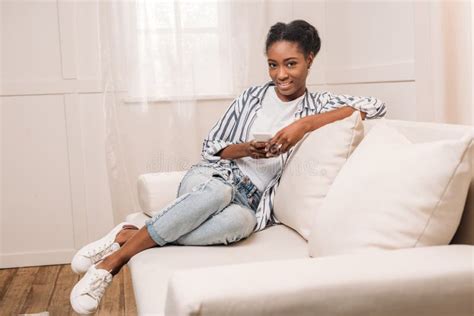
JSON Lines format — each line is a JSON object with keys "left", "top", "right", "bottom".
{"left": 126, "top": 119, "right": 474, "bottom": 316}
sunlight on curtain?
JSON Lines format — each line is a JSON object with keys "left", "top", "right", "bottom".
{"left": 98, "top": 0, "right": 266, "bottom": 223}
{"left": 132, "top": 0, "right": 234, "bottom": 99}
{"left": 436, "top": 0, "right": 473, "bottom": 125}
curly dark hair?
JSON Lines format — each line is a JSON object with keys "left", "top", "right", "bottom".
{"left": 265, "top": 20, "right": 321, "bottom": 58}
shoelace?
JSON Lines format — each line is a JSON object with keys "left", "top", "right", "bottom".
{"left": 87, "top": 242, "right": 119, "bottom": 263}
{"left": 86, "top": 271, "right": 112, "bottom": 301}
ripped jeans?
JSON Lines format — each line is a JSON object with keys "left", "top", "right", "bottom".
{"left": 145, "top": 161, "right": 262, "bottom": 246}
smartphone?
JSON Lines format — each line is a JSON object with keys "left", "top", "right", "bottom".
{"left": 252, "top": 132, "right": 273, "bottom": 142}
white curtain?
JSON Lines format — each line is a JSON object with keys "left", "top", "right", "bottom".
{"left": 98, "top": 0, "right": 267, "bottom": 223}
{"left": 429, "top": 0, "right": 473, "bottom": 125}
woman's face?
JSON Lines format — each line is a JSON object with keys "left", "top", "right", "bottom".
{"left": 266, "top": 40, "right": 314, "bottom": 102}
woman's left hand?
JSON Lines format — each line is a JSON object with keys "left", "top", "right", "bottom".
{"left": 265, "top": 121, "right": 308, "bottom": 155}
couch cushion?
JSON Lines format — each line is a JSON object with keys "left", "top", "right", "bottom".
{"left": 125, "top": 212, "right": 308, "bottom": 315}
{"left": 138, "top": 171, "right": 187, "bottom": 216}
{"left": 363, "top": 119, "right": 474, "bottom": 245}
{"left": 273, "top": 110, "right": 364, "bottom": 240}
{"left": 166, "top": 245, "right": 474, "bottom": 316}
{"left": 309, "top": 120, "right": 473, "bottom": 257}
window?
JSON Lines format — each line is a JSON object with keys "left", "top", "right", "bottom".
{"left": 131, "top": 0, "right": 233, "bottom": 100}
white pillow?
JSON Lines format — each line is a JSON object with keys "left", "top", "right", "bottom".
{"left": 308, "top": 121, "right": 473, "bottom": 257}
{"left": 274, "top": 110, "right": 364, "bottom": 240}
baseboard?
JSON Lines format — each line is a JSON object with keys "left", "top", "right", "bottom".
{"left": 0, "top": 249, "right": 77, "bottom": 268}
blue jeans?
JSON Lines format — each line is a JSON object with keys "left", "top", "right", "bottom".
{"left": 145, "top": 162, "right": 262, "bottom": 246}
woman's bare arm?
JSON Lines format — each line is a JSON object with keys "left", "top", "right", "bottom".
{"left": 218, "top": 141, "right": 269, "bottom": 160}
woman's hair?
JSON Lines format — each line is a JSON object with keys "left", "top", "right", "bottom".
{"left": 265, "top": 20, "right": 321, "bottom": 58}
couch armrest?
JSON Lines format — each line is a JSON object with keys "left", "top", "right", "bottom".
{"left": 165, "top": 245, "right": 474, "bottom": 316}
{"left": 137, "top": 171, "right": 187, "bottom": 213}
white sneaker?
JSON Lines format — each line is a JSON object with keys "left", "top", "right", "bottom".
{"left": 70, "top": 264, "right": 112, "bottom": 314}
{"left": 71, "top": 222, "right": 136, "bottom": 274}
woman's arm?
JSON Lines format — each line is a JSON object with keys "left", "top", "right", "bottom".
{"left": 201, "top": 94, "right": 243, "bottom": 162}
{"left": 298, "top": 106, "right": 364, "bottom": 133}
{"left": 202, "top": 87, "right": 268, "bottom": 162}
{"left": 266, "top": 91, "right": 387, "bottom": 154}
{"left": 318, "top": 91, "right": 386, "bottom": 119}
{"left": 265, "top": 107, "right": 359, "bottom": 154}
{"left": 218, "top": 141, "right": 268, "bottom": 160}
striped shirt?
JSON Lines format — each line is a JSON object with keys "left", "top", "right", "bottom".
{"left": 199, "top": 81, "right": 387, "bottom": 232}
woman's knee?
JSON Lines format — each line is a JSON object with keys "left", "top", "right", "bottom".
{"left": 218, "top": 205, "right": 257, "bottom": 239}
{"left": 224, "top": 213, "right": 256, "bottom": 244}
{"left": 236, "top": 209, "right": 257, "bottom": 236}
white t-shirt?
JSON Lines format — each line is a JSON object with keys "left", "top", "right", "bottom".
{"left": 235, "top": 87, "right": 305, "bottom": 192}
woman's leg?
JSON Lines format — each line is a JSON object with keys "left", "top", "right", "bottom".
{"left": 98, "top": 203, "right": 256, "bottom": 274}
{"left": 174, "top": 202, "right": 256, "bottom": 246}
{"left": 168, "top": 165, "right": 258, "bottom": 246}
{"left": 100, "top": 202, "right": 256, "bottom": 275}
{"left": 97, "top": 226, "right": 156, "bottom": 274}
{"left": 97, "top": 169, "right": 235, "bottom": 274}
{"left": 108, "top": 166, "right": 259, "bottom": 248}
{"left": 70, "top": 166, "right": 240, "bottom": 314}
{"left": 114, "top": 225, "right": 139, "bottom": 245}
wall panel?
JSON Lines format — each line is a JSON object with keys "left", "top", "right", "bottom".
{"left": 1, "top": 95, "right": 75, "bottom": 267}
{"left": 0, "top": 0, "right": 112, "bottom": 268}
{"left": 325, "top": 0, "right": 415, "bottom": 83}
{"left": 1, "top": 1, "right": 63, "bottom": 83}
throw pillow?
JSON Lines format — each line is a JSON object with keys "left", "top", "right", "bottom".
{"left": 273, "top": 110, "right": 364, "bottom": 240}
{"left": 308, "top": 121, "right": 472, "bottom": 257}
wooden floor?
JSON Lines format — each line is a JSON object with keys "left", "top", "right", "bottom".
{"left": 0, "top": 264, "right": 137, "bottom": 315}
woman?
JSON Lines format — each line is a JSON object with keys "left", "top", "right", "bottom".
{"left": 70, "top": 20, "right": 386, "bottom": 314}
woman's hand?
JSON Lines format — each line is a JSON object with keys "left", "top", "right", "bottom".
{"left": 265, "top": 121, "right": 308, "bottom": 155}
{"left": 247, "top": 140, "right": 270, "bottom": 159}
{"left": 219, "top": 142, "right": 277, "bottom": 160}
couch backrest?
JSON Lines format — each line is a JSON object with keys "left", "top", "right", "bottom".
{"left": 363, "top": 119, "right": 474, "bottom": 245}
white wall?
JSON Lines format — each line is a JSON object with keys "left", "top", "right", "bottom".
{"left": 1, "top": 0, "right": 113, "bottom": 268}
{"left": 308, "top": 0, "right": 417, "bottom": 121}
{"left": 1, "top": 0, "right": 472, "bottom": 268}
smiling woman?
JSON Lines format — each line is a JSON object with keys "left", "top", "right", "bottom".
{"left": 265, "top": 21, "right": 319, "bottom": 102}
{"left": 267, "top": 40, "right": 311, "bottom": 101}
{"left": 69, "top": 19, "right": 386, "bottom": 314}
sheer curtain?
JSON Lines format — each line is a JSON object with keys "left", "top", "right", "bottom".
{"left": 98, "top": 0, "right": 267, "bottom": 223}
{"left": 431, "top": 0, "right": 473, "bottom": 125}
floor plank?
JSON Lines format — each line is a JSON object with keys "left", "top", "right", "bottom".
{"left": 0, "top": 263, "right": 137, "bottom": 315}
{"left": 0, "top": 266, "right": 39, "bottom": 315}
{"left": 20, "top": 265, "right": 61, "bottom": 314}
{"left": 0, "top": 268, "right": 17, "bottom": 301}
{"left": 123, "top": 265, "right": 138, "bottom": 316}
{"left": 48, "top": 265, "right": 81, "bottom": 316}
